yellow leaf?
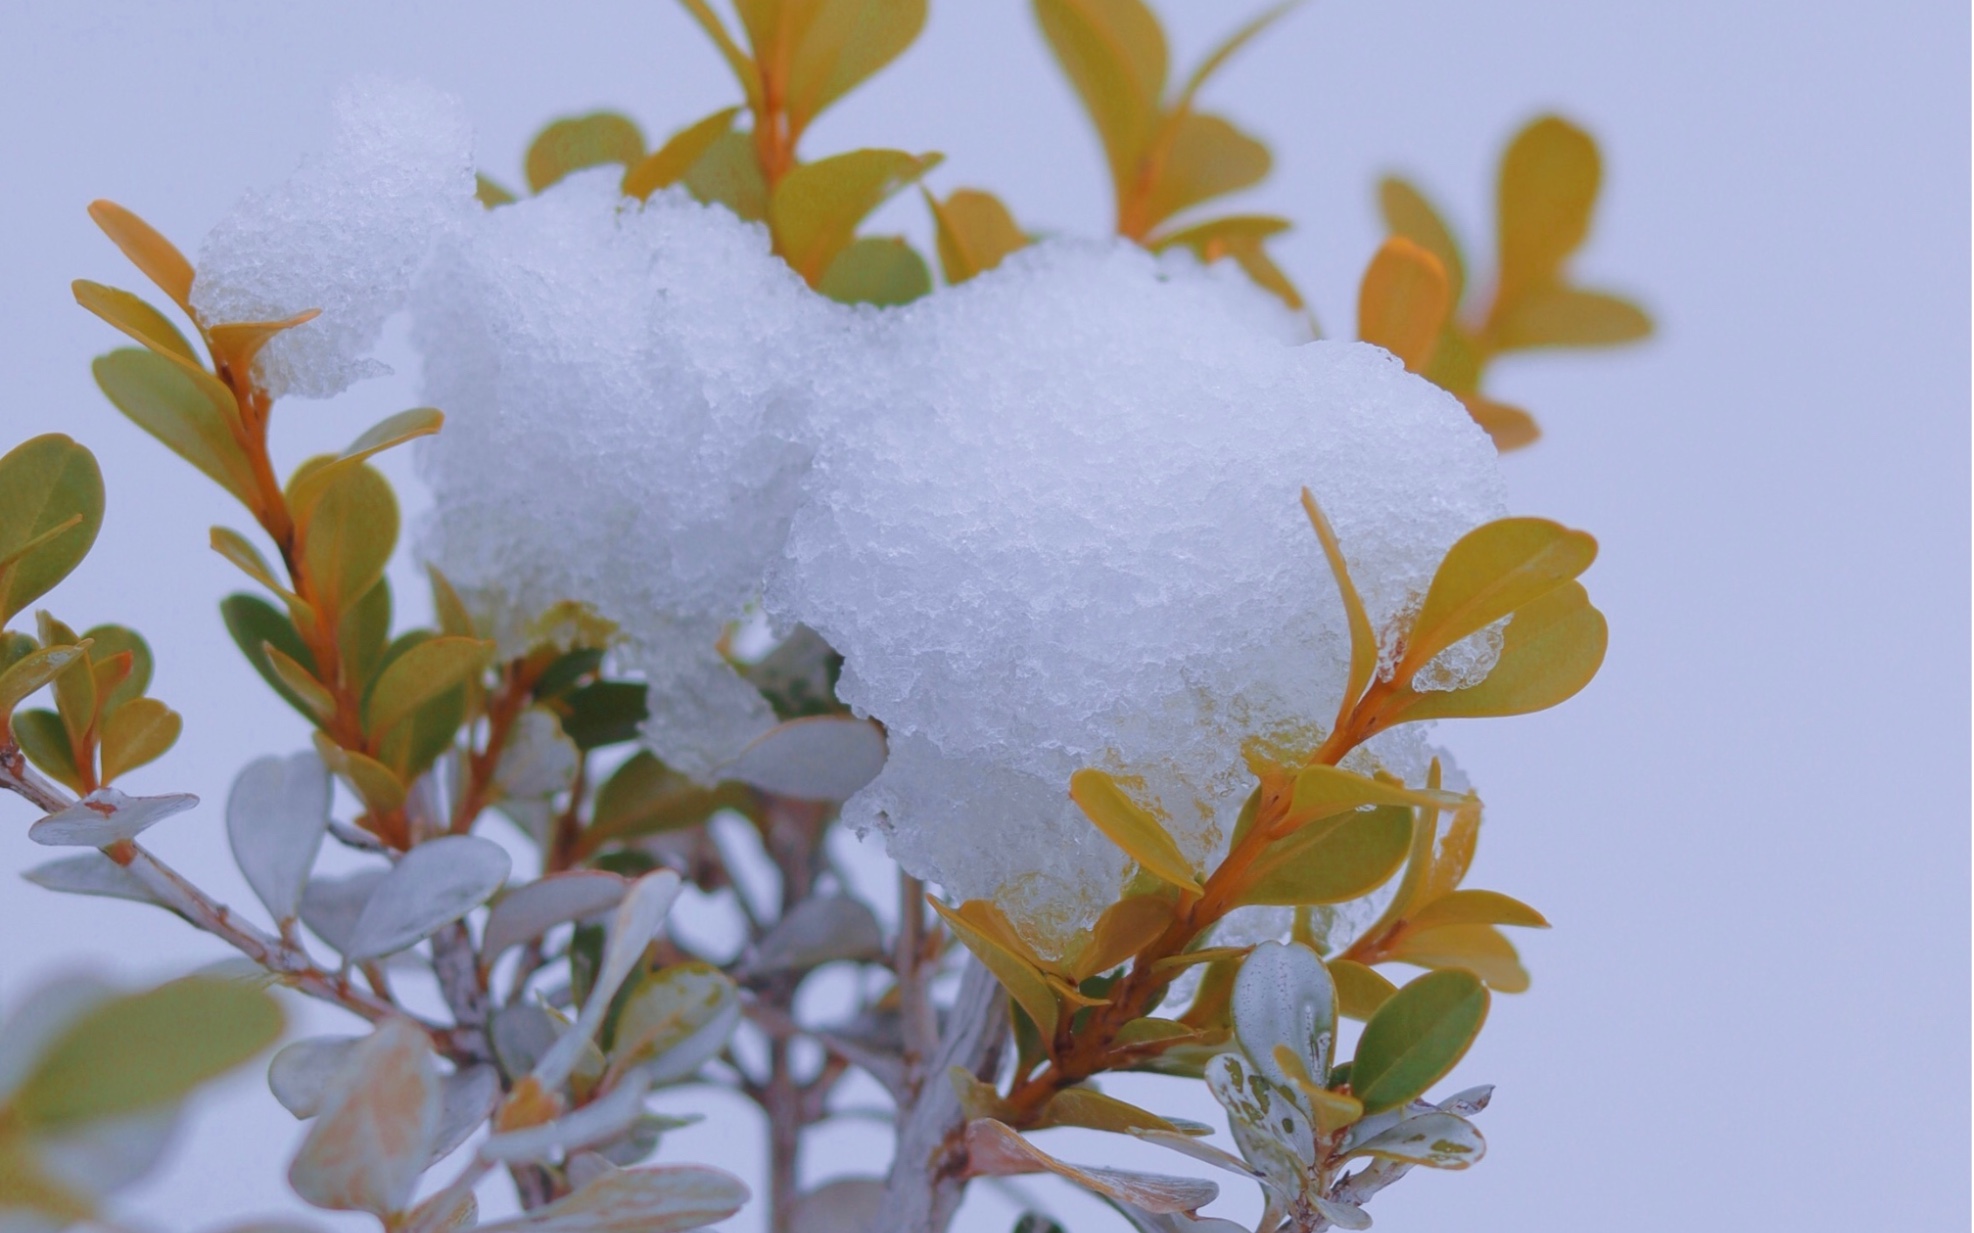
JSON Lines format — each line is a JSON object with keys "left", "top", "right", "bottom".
{"left": 1236, "top": 805, "right": 1411, "bottom": 907}
{"left": 1388, "top": 922, "right": 1529, "bottom": 993}
{"left": 782, "top": 0, "right": 928, "bottom": 138}
{"left": 264, "top": 643, "right": 335, "bottom": 723}
{"left": 949, "top": 1065, "right": 1013, "bottom": 1121}
{"left": 91, "top": 349, "right": 259, "bottom": 509}
{"left": 286, "top": 408, "right": 444, "bottom": 523}
{"left": 816, "top": 235, "right": 931, "bottom": 306}
{"left": 1356, "top": 238, "right": 1451, "bottom": 373}
{"left": 210, "top": 526, "right": 298, "bottom": 601}
{"left": 0, "top": 436, "right": 104, "bottom": 627}
{"left": 954, "top": 898, "right": 1053, "bottom": 972}
{"left": 426, "top": 566, "right": 477, "bottom": 640}
{"left": 1152, "top": 214, "right": 1303, "bottom": 309}
{"left": 475, "top": 175, "right": 517, "bottom": 208}
{"left": 1300, "top": 488, "right": 1377, "bottom": 731}
{"left": 0, "top": 644, "right": 89, "bottom": 720}
{"left": 1490, "top": 284, "right": 1652, "bottom": 350}
{"left": 1385, "top": 580, "right": 1606, "bottom": 723}
{"left": 313, "top": 732, "right": 407, "bottom": 815}
{"left": 71, "top": 280, "right": 202, "bottom": 371}
{"left": 1034, "top": 0, "right": 1167, "bottom": 197}
{"left": 86, "top": 200, "right": 196, "bottom": 315}
{"left": 1287, "top": 764, "right": 1465, "bottom": 828}
{"left": 1395, "top": 517, "right": 1597, "bottom": 683}
{"left": 1069, "top": 769, "right": 1201, "bottom": 894}
{"left": 1069, "top": 892, "right": 1173, "bottom": 981}
{"left": 680, "top": 0, "right": 766, "bottom": 109}
{"left": 1139, "top": 112, "right": 1269, "bottom": 231}
{"left": 624, "top": 108, "right": 741, "bottom": 200}
{"left": 1407, "top": 889, "right": 1549, "bottom": 931}
{"left": 1460, "top": 394, "right": 1539, "bottom": 451}
{"left": 1496, "top": 114, "right": 1600, "bottom": 303}
{"left": 1303, "top": 1083, "right": 1363, "bottom": 1137}
{"left": 524, "top": 112, "right": 645, "bottom": 194}
{"left": 1377, "top": 176, "right": 1466, "bottom": 306}
{"left": 98, "top": 696, "right": 181, "bottom": 783}
{"left": 1328, "top": 958, "right": 1397, "bottom": 1020}
{"left": 364, "top": 636, "right": 494, "bottom": 739}
{"left": 680, "top": 130, "right": 771, "bottom": 222}
{"left": 1042, "top": 1086, "right": 1179, "bottom": 1134}
{"left": 928, "top": 895, "right": 1060, "bottom": 1039}
{"left": 1420, "top": 797, "right": 1480, "bottom": 906}
{"left": 770, "top": 148, "right": 941, "bottom": 284}
{"left": 1113, "top": 1016, "right": 1197, "bottom": 1046}
{"left": 924, "top": 188, "right": 1028, "bottom": 284}
{"left": 1150, "top": 946, "right": 1248, "bottom": 974}
{"left": 206, "top": 310, "right": 322, "bottom": 380}
{"left": 298, "top": 463, "right": 399, "bottom": 618}
{"left": 1170, "top": 1, "right": 1302, "bottom": 114}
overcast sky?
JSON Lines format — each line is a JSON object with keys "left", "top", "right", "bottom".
{"left": 0, "top": 2, "right": 1966, "bottom": 1230}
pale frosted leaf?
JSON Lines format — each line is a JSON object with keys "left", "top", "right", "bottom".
{"left": 607, "top": 963, "right": 740, "bottom": 1085}
{"left": 721, "top": 716, "right": 887, "bottom": 802}
{"left": 533, "top": 871, "right": 682, "bottom": 1090}
{"left": 344, "top": 836, "right": 511, "bottom": 962}
{"left": 491, "top": 1003, "right": 561, "bottom": 1080}
{"left": 429, "top": 1065, "right": 500, "bottom": 1164}
{"left": 227, "top": 752, "right": 332, "bottom": 922}
{"left": 482, "top": 872, "right": 627, "bottom": 963}
{"left": 288, "top": 1018, "right": 440, "bottom": 1216}
{"left": 1232, "top": 940, "right": 1337, "bottom": 1098}
{"left": 1203, "top": 1053, "right": 1310, "bottom": 1205}
{"left": 474, "top": 1162, "right": 750, "bottom": 1232}
{"left": 22, "top": 852, "right": 167, "bottom": 909}
{"left": 964, "top": 1119, "right": 1218, "bottom": 1214}
{"left": 494, "top": 709, "right": 580, "bottom": 799}
{"left": 746, "top": 895, "right": 883, "bottom": 974}
{"left": 1314, "top": 1196, "right": 1373, "bottom": 1229}
{"left": 29, "top": 789, "right": 197, "bottom": 847}
{"left": 268, "top": 1036, "right": 360, "bottom": 1118}
{"left": 299, "top": 868, "right": 387, "bottom": 956}
{"left": 480, "top": 1073, "right": 652, "bottom": 1164}
{"left": 1342, "top": 1109, "right": 1485, "bottom": 1170}
{"left": 1126, "top": 1129, "right": 1263, "bottom": 1182}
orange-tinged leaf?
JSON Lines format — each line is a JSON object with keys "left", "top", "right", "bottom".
{"left": 1407, "top": 889, "right": 1549, "bottom": 931}
{"left": 313, "top": 732, "right": 407, "bottom": 816}
{"left": 1329, "top": 957, "right": 1397, "bottom": 1020}
{"left": 624, "top": 107, "right": 741, "bottom": 200}
{"left": 929, "top": 896, "right": 1060, "bottom": 1038}
{"left": 954, "top": 897, "right": 1052, "bottom": 972}
{"left": 1287, "top": 764, "right": 1465, "bottom": 827}
{"left": 288, "top": 1017, "right": 440, "bottom": 1217}
{"left": 98, "top": 696, "right": 180, "bottom": 783}
{"left": 1071, "top": 892, "right": 1173, "bottom": 981}
{"left": 1069, "top": 768, "right": 1201, "bottom": 894}
{"left": 87, "top": 200, "right": 196, "bottom": 314}
{"left": 782, "top": 0, "right": 928, "bottom": 137}
{"left": 1490, "top": 284, "right": 1652, "bottom": 350}
{"left": 1301, "top": 488, "right": 1377, "bottom": 729}
{"left": 1171, "top": 1, "right": 1302, "bottom": 113}
{"left": 1420, "top": 797, "right": 1480, "bottom": 906}
{"left": 1386, "top": 580, "right": 1606, "bottom": 723}
{"left": 71, "top": 280, "right": 202, "bottom": 370}
{"left": 1396, "top": 517, "right": 1597, "bottom": 682}
{"left": 525, "top": 112, "right": 645, "bottom": 194}
{"left": 1461, "top": 394, "right": 1539, "bottom": 451}
{"left": 925, "top": 188, "right": 1028, "bottom": 284}
{"left": 286, "top": 408, "right": 444, "bottom": 522}
{"left": 206, "top": 309, "right": 321, "bottom": 378}
{"left": 1377, "top": 176, "right": 1466, "bottom": 306}
{"left": 769, "top": 148, "right": 941, "bottom": 284}
{"left": 1388, "top": 923, "right": 1530, "bottom": 993}
{"left": 264, "top": 643, "right": 335, "bottom": 723}
{"left": 1034, "top": 0, "right": 1168, "bottom": 195}
{"left": 1356, "top": 238, "right": 1451, "bottom": 372}
{"left": 679, "top": 0, "right": 765, "bottom": 110}
{"left": 1496, "top": 114, "right": 1600, "bottom": 301}
{"left": 1140, "top": 111, "right": 1270, "bottom": 231}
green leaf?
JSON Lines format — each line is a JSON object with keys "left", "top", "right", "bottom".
{"left": 87, "top": 200, "right": 197, "bottom": 314}
{"left": 1329, "top": 958, "right": 1398, "bottom": 1020}
{"left": 585, "top": 751, "right": 757, "bottom": 852}
{"left": 681, "top": 130, "right": 771, "bottom": 222}
{"left": 624, "top": 107, "right": 741, "bottom": 200}
{"left": 770, "top": 148, "right": 941, "bottom": 284}
{"left": 14, "top": 708, "right": 81, "bottom": 792}
{"left": 1237, "top": 805, "right": 1412, "bottom": 907}
{"left": 1395, "top": 517, "right": 1598, "bottom": 683}
{"left": 929, "top": 897, "right": 1060, "bottom": 1039}
{"left": 220, "top": 594, "right": 320, "bottom": 722}
{"left": 98, "top": 697, "right": 180, "bottom": 783}
{"left": 525, "top": 112, "right": 646, "bottom": 194}
{"left": 427, "top": 566, "right": 477, "bottom": 639}
{"left": 1140, "top": 112, "right": 1270, "bottom": 230}
{"left": 1496, "top": 114, "right": 1600, "bottom": 301}
{"left": 0, "top": 436, "right": 104, "bottom": 627}
{"left": 364, "top": 635, "right": 492, "bottom": 738}
{"left": 1069, "top": 769, "right": 1201, "bottom": 894}
{"left": 298, "top": 462, "right": 398, "bottom": 619}
{"left": 1357, "top": 237, "right": 1452, "bottom": 373}
{"left": 817, "top": 235, "right": 932, "bottom": 305}
{"left": 10, "top": 977, "right": 282, "bottom": 1128}
{"left": 313, "top": 732, "right": 406, "bottom": 815}
{"left": 285, "top": 408, "right": 444, "bottom": 523}
{"left": 1407, "top": 889, "right": 1549, "bottom": 930}
{"left": 378, "top": 680, "right": 466, "bottom": 781}
{"left": 1350, "top": 968, "right": 1488, "bottom": 1113}
{"left": 1377, "top": 176, "right": 1466, "bottom": 306}
{"left": 781, "top": 0, "right": 928, "bottom": 136}
{"left": 557, "top": 680, "right": 650, "bottom": 750}
{"left": 1040, "top": 1086, "right": 1179, "bottom": 1134}
{"left": 79, "top": 623, "right": 150, "bottom": 710}
{"left": 48, "top": 631, "right": 95, "bottom": 755}
{"left": 1490, "top": 285, "right": 1652, "bottom": 350}
{"left": 92, "top": 349, "right": 258, "bottom": 509}
{"left": 0, "top": 644, "right": 89, "bottom": 720}
{"left": 71, "top": 279, "right": 202, "bottom": 372}
{"left": 1033, "top": 0, "right": 1168, "bottom": 196}
{"left": 925, "top": 188, "right": 1028, "bottom": 284}
{"left": 338, "top": 578, "right": 393, "bottom": 696}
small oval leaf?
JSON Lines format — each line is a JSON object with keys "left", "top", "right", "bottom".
{"left": 1350, "top": 969, "right": 1489, "bottom": 1114}
{"left": 343, "top": 837, "right": 511, "bottom": 963}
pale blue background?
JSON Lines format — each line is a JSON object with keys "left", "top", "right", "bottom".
{"left": 0, "top": 2, "right": 1965, "bottom": 1229}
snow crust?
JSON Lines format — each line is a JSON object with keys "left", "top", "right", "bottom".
{"left": 199, "top": 84, "right": 1507, "bottom": 948}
